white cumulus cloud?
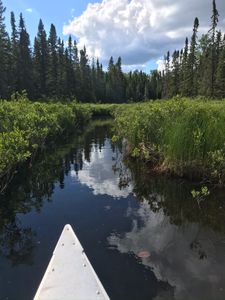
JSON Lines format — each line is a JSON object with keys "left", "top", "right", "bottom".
{"left": 156, "top": 59, "right": 165, "bottom": 72}
{"left": 63, "top": 0, "right": 225, "bottom": 68}
{"left": 26, "top": 8, "right": 33, "bottom": 13}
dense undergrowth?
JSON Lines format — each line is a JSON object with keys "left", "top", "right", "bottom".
{"left": 114, "top": 98, "right": 225, "bottom": 185}
{"left": 0, "top": 94, "right": 116, "bottom": 192}
{"left": 2, "top": 95, "right": 225, "bottom": 191}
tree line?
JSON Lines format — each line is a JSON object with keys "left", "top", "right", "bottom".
{"left": 161, "top": 0, "right": 225, "bottom": 99}
{"left": 0, "top": 0, "right": 224, "bottom": 102}
{"left": 0, "top": 0, "right": 160, "bottom": 103}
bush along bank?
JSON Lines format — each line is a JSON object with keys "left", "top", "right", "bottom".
{"left": 114, "top": 98, "right": 225, "bottom": 186}
{"left": 0, "top": 95, "right": 116, "bottom": 192}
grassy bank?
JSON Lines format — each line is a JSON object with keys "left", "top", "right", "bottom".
{"left": 114, "top": 98, "right": 225, "bottom": 185}
{"left": 0, "top": 95, "right": 115, "bottom": 192}
{"left": 2, "top": 96, "right": 225, "bottom": 190}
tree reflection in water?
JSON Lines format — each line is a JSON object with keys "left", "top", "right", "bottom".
{"left": 0, "top": 219, "right": 35, "bottom": 266}
{"left": 1, "top": 118, "right": 225, "bottom": 300}
{"left": 0, "top": 119, "right": 113, "bottom": 266}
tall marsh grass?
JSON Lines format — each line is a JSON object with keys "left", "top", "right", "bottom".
{"left": 115, "top": 98, "right": 225, "bottom": 184}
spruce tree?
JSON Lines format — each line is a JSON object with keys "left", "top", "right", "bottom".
{"left": 72, "top": 40, "right": 80, "bottom": 98}
{"left": 10, "top": 11, "right": 19, "bottom": 93}
{"left": 180, "top": 37, "right": 189, "bottom": 96}
{"left": 209, "top": 0, "right": 219, "bottom": 96}
{"left": 106, "top": 56, "right": 117, "bottom": 102}
{"left": 57, "top": 38, "right": 66, "bottom": 97}
{"left": 187, "top": 17, "right": 199, "bottom": 96}
{"left": 47, "top": 24, "right": 58, "bottom": 96}
{"left": 125, "top": 71, "right": 134, "bottom": 102}
{"left": 149, "top": 70, "right": 161, "bottom": 100}
{"left": 115, "top": 57, "right": 126, "bottom": 102}
{"left": 33, "top": 19, "right": 49, "bottom": 96}
{"left": 79, "top": 46, "right": 94, "bottom": 102}
{"left": 18, "top": 13, "right": 33, "bottom": 96}
{"left": 0, "top": 0, "right": 10, "bottom": 98}
{"left": 66, "top": 36, "right": 76, "bottom": 97}
{"left": 162, "top": 51, "right": 171, "bottom": 98}
{"left": 198, "top": 34, "right": 211, "bottom": 96}
{"left": 215, "top": 37, "right": 225, "bottom": 98}
{"left": 96, "top": 59, "right": 105, "bottom": 102}
{"left": 171, "top": 50, "right": 180, "bottom": 96}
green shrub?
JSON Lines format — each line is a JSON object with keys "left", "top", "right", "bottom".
{"left": 0, "top": 96, "right": 118, "bottom": 190}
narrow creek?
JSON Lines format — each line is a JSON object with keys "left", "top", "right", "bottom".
{"left": 1, "top": 119, "right": 225, "bottom": 300}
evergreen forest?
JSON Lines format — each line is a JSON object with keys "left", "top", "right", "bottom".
{"left": 0, "top": 0, "right": 224, "bottom": 102}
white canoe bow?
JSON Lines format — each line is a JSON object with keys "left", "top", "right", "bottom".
{"left": 34, "top": 224, "right": 110, "bottom": 300}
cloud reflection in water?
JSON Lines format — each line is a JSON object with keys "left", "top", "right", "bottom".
{"left": 70, "top": 140, "right": 132, "bottom": 198}
{"left": 108, "top": 199, "right": 225, "bottom": 300}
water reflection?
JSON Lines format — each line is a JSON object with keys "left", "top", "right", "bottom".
{"left": 108, "top": 199, "right": 225, "bottom": 300}
{"left": 71, "top": 140, "right": 132, "bottom": 198}
{"left": 0, "top": 219, "right": 35, "bottom": 266}
{"left": 0, "top": 120, "right": 113, "bottom": 266}
{"left": 0, "top": 119, "right": 225, "bottom": 300}
{"left": 107, "top": 161, "right": 225, "bottom": 300}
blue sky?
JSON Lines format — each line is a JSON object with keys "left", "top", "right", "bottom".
{"left": 3, "top": 0, "right": 225, "bottom": 72}
{"left": 4, "top": 0, "right": 99, "bottom": 40}
{"left": 3, "top": 0, "right": 158, "bottom": 71}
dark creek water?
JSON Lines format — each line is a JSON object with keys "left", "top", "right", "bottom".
{"left": 1, "top": 120, "right": 225, "bottom": 300}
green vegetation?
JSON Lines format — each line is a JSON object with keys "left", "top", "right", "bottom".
{"left": 2, "top": 96, "right": 225, "bottom": 190}
{"left": 0, "top": 0, "right": 225, "bottom": 188}
{"left": 0, "top": 0, "right": 224, "bottom": 102}
{"left": 191, "top": 186, "right": 210, "bottom": 201}
{"left": 0, "top": 94, "right": 115, "bottom": 192}
{"left": 114, "top": 98, "right": 225, "bottom": 185}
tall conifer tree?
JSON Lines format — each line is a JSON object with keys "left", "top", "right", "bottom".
{"left": 0, "top": 0, "right": 9, "bottom": 98}
{"left": 18, "top": 13, "right": 33, "bottom": 96}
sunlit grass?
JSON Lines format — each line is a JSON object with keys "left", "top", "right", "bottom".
{"left": 115, "top": 98, "right": 225, "bottom": 184}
